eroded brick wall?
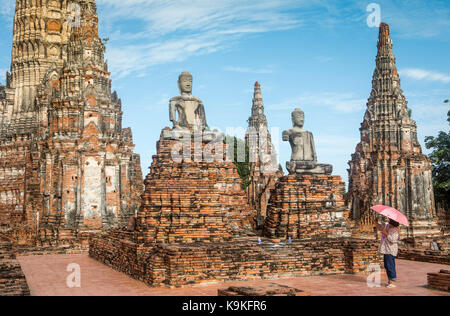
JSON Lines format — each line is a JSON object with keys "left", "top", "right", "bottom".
{"left": 90, "top": 236, "right": 380, "bottom": 287}
{"left": 0, "top": 240, "right": 30, "bottom": 296}
{"left": 264, "top": 174, "right": 352, "bottom": 240}
{"left": 0, "top": 138, "right": 29, "bottom": 228}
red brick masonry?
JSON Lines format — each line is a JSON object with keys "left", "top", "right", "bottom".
{"left": 89, "top": 236, "right": 381, "bottom": 287}
{"left": 136, "top": 130, "right": 254, "bottom": 244}
{"left": 264, "top": 174, "right": 351, "bottom": 239}
{"left": 0, "top": 240, "right": 30, "bottom": 296}
{"left": 89, "top": 129, "right": 380, "bottom": 288}
{"left": 427, "top": 270, "right": 450, "bottom": 292}
{"left": 399, "top": 249, "right": 450, "bottom": 265}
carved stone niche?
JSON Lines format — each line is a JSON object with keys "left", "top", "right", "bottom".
{"left": 47, "top": 20, "right": 61, "bottom": 33}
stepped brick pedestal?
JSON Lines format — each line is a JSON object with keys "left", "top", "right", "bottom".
{"left": 264, "top": 174, "right": 352, "bottom": 240}
{"left": 136, "top": 128, "right": 254, "bottom": 244}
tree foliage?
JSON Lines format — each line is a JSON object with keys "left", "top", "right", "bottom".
{"left": 224, "top": 136, "right": 251, "bottom": 190}
{"left": 425, "top": 109, "right": 450, "bottom": 208}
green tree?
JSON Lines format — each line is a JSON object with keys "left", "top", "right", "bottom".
{"left": 224, "top": 136, "right": 251, "bottom": 190}
{"left": 425, "top": 109, "right": 450, "bottom": 208}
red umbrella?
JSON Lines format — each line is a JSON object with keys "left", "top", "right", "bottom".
{"left": 370, "top": 205, "right": 410, "bottom": 227}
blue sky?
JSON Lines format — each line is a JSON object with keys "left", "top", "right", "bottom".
{"left": 1, "top": 0, "right": 449, "bottom": 185}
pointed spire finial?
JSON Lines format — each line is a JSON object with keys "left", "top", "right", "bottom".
{"left": 368, "top": 22, "right": 408, "bottom": 120}
{"left": 379, "top": 22, "right": 390, "bottom": 34}
{"left": 249, "top": 81, "right": 267, "bottom": 129}
{"left": 378, "top": 22, "right": 392, "bottom": 49}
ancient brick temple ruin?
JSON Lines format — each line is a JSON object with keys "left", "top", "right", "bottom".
{"left": 0, "top": 0, "right": 143, "bottom": 247}
{"left": 348, "top": 23, "right": 441, "bottom": 240}
{"left": 246, "top": 82, "right": 282, "bottom": 224}
{"left": 90, "top": 76, "right": 380, "bottom": 287}
{"left": 264, "top": 108, "right": 352, "bottom": 240}
{"left": 136, "top": 127, "right": 254, "bottom": 244}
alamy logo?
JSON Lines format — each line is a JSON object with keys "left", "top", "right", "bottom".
{"left": 366, "top": 263, "right": 381, "bottom": 288}
{"left": 168, "top": 127, "right": 280, "bottom": 175}
{"left": 66, "top": 263, "right": 81, "bottom": 288}
{"left": 366, "top": 3, "right": 381, "bottom": 28}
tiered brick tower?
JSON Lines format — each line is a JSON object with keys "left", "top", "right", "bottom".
{"left": 348, "top": 23, "right": 439, "bottom": 238}
{"left": 0, "top": 0, "right": 143, "bottom": 246}
{"left": 0, "top": 0, "right": 71, "bottom": 228}
{"left": 246, "top": 82, "right": 282, "bottom": 222}
{"left": 10, "top": 0, "right": 70, "bottom": 121}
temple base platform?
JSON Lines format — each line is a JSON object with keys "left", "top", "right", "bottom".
{"left": 89, "top": 232, "right": 381, "bottom": 288}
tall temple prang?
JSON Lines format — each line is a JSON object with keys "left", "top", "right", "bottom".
{"left": 246, "top": 82, "right": 282, "bottom": 223}
{"left": 0, "top": 0, "right": 143, "bottom": 247}
{"left": 348, "top": 23, "right": 440, "bottom": 239}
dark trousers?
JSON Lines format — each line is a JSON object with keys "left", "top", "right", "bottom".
{"left": 384, "top": 254, "right": 397, "bottom": 281}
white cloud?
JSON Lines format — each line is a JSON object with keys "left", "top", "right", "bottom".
{"left": 96, "top": 0, "right": 311, "bottom": 78}
{"left": 107, "top": 34, "right": 224, "bottom": 78}
{"left": 223, "top": 66, "right": 274, "bottom": 74}
{"left": 98, "top": 0, "right": 305, "bottom": 34}
{"left": 269, "top": 92, "right": 366, "bottom": 113}
{"left": 4, "top": 0, "right": 449, "bottom": 81}
{"left": 378, "top": 0, "right": 450, "bottom": 39}
{"left": 409, "top": 103, "right": 449, "bottom": 119}
{"left": 400, "top": 68, "right": 450, "bottom": 84}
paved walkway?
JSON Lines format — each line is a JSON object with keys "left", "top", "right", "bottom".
{"left": 17, "top": 254, "right": 449, "bottom": 296}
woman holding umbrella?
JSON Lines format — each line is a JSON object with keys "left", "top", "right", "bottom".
{"left": 371, "top": 205, "right": 410, "bottom": 289}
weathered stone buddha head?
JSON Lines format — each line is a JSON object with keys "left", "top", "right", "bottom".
{"left": 292, "top": 108, "right": 305, "bottom": 128}
{"left": 178, "top": 72, "right": 193, "bottom": 95}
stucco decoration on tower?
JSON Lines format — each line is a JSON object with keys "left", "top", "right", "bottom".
{"left": 348, "top": 23, "right": 439, "bottom": 238}
{"left": 0, "top": 0, "right": 143, "bottom": 247}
